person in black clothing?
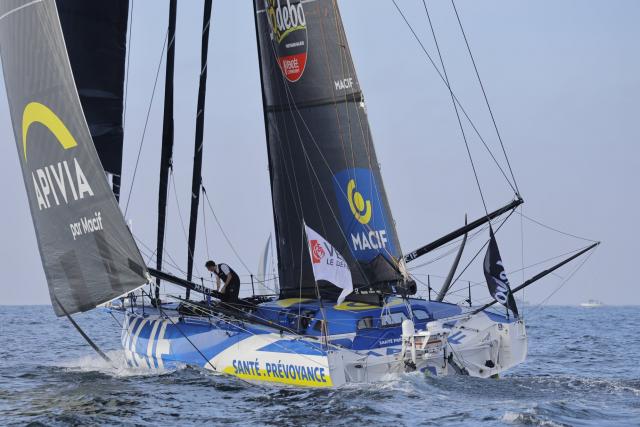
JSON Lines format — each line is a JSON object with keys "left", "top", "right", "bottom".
{"left": 205, "top": 260, "right": 240, "bottom": 303}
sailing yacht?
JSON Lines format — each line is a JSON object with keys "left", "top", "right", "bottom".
{"left": 0, "top": 0, "right": 598, "bottom": 387}
{"left": 580, "top": 300, "right": 604, "bottom": 308}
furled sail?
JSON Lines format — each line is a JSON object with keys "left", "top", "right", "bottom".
{"left": 0, "top": 0, "right": 147, "bottom": 316}
{"left": 253, "top": 0, "right": 410, "bottom": 300}
{"left": 56, "top": 0, "right": 129, "bottom": 200}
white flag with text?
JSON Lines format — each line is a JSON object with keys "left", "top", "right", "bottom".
{"left": 305, "top": 224, "right": 353, "bottom": 305}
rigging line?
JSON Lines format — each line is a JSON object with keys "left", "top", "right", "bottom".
{"left": 265, "top": 71, "right": 306, "bottom": 269}
{"left": 528, "top": 247, "right": 597, "bottom": 314}
{"left": 170, "top": 170, "right": 201, "bottom": 277}
{"left": 122, "top": 0, "right": 134, "bottom": 130}
{"left": 430, "top": 245, "right": 588, "bottom": 291}
{"left": 133, "top": 233, "right": 187, "bottom": 276}
{"left": 391, "top": 0, "right": 517, "bottom": 195}
{"left": 281, "top": 75, "right": 400, "bottom": 275}
{"left": 520, "top": 204, "right": 525, "bottom": 312}
{"left": 170, "top": 171, "right": 189, "bottom": 246}
{"left": 408, "top": 243, "right": 462, "bottom": 271}
{"left": 109, "top": 311, "right": 123, "bottom": 328}
{"left": 124, "top": 28, "right": 169, "bottom": 216}
{"left": 317, "top": 4, "right": 355, "bottom": 183}
{"left": 144, "top": 247, "right": 157, "bottom": 267}
{"left": 266, "top": 50, "right": 379, "bottom": 284}
{"left": 52, "top": 294, "right": 112, "bottom": 364}
{"left": 263, "top": 25, "right": 401, "bottom": 277}
{"left": 315, "top": 59, "right": 396, "bottom": 271}
{"left": 201, "top": 186, "right": 253, "bottom": 275}
{"left": 423, "top": 0, "right": 488, "bottom": 216}
{"left": 330, "top": 1, "right": 393, "bottom": 246}
{"left": 299, "top": 225, "right": 304, "bottom": 327}
{"left": 451, "top": 0, "right": 520, "bottom": 195}
{"left": 446, "top": 208, "right": 515, "bottom": 295}
{"left": 516, "top": 210, "right": 598, "bottom": 243}
{"left": 407, "top": 220, "right": 494, "bottom": 270}
{"left": 262, "top": 25, "right": 398, "bottom": 275}
{"left": 168, "top": 296, "right": 341, "bottom": 362}
{"left": 201, "top": 186, "right": 210, "bottom": 259}
{"left": 156, "top": 304, "right": 217, "bottom": 372}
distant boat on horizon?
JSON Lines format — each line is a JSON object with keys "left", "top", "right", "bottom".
{"left": 580, "top": 299, "right": 604, "bottom": 308}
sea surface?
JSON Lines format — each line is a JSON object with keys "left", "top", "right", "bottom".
{"left": 0, "top": 305, "right": 638, "bottom": 426}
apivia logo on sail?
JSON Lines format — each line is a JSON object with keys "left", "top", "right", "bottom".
{"left": 22, "top": 102, "right": 95, "bottom": 211}
{"left": 333, "top": 168, "right": 397, "bottom": 262}
{"left": 265, "top": 0, "right": 308, "bottom": 82}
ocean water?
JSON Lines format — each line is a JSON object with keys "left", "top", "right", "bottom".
{"left": 0, "top": 305, "right": 638, "bottom": 426}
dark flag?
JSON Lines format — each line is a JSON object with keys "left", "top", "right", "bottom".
{"left": 483, "top": 227, "right": 519, "bottom": 318}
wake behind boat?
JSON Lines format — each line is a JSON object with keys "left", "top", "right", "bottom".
{"left": 0, "top": 0, "right": 598, "bottom": 387}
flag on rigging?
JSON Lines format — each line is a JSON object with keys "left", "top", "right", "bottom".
{"left": 483, "top": 226, "right": 519, "bottom": 318}
{"left": 304, "top": 224, "right": 353, "bottom": 305}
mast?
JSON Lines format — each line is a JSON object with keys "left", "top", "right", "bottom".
{"left": 186, "top": 0, "right": 213, "bottom": 297}
{"left": 155, "top": 0, "right": 177, "bottom": 299}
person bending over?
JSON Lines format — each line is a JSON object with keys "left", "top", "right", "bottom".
{"left": 205, "top": 260, "right": 240, "bottom": 303}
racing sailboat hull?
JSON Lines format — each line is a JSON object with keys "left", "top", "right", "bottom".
{"left": 119, "top": 298, "right": 527, "bottom": 387}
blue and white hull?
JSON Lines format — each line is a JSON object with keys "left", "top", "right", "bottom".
{"left": 119, "top": 298, "right": 527, "bottom": 387}
{"left": 121, "top": 310, "right": 343, "bottom": 387}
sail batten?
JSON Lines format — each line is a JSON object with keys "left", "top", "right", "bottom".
{"left": 254, "top": 0, "right": 409, "bottom": 300}
{"left": 0, "top": 0, "right": 147, "bottom": 316}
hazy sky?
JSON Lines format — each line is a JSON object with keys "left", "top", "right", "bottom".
{"left": 1, "top": 0, "right": 638, "bottom": 306}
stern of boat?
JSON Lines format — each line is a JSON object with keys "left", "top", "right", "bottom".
{"left": 445, "top": 311, "right": 528, "bottom": 378}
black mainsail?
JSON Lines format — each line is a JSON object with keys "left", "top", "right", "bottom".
{"left": 56, "top": 0, "right": 130, "bottom": 201}
{"left": 254, "top": 0, "right": 410, "bottom": 300}
{"left": 0, "top": 0, "right": 147, "bottom": 316}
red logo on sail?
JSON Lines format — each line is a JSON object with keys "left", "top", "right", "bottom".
{"left": 266, "top": 0, "right": 308, "bottom": 82}
{"left": 310, "top": 240, "right": 325, "bottom": 264}
{"left": 278, "top": 53, "right": 307, "bottom": 82}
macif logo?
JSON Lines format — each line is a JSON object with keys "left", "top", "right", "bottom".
{"left": 22, "top": 102, "right": 94, "bottom": 210}
{"left": 333, "top": 168, "right": 398, "bottom": 262}
{"left": 347, "top": 179, "right": 372, "bottom": 225}
{"left": 310, "top": 239, "right": 325, "bottom": 264}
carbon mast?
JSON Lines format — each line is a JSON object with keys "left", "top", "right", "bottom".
{"left": 155, "top": 0, "right": 177, "bottom": 302}
{"left": 56, "top": 0, "right": 130, "bottom": 201}
{"left": 185, "top": 0, "right": 213, "bottom": 300}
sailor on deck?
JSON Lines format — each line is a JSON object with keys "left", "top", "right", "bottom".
{"left": 205, "top": 260, "right": 240, "bottom": 303}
